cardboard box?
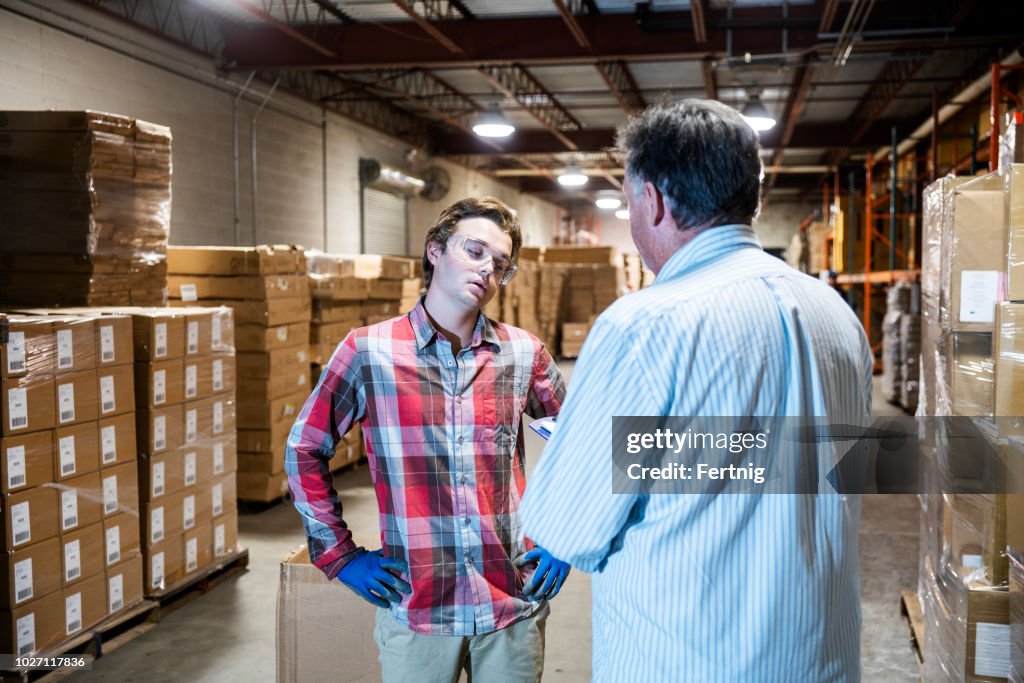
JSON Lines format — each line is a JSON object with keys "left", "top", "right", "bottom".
{"left": 0, "top": 536, "right": 61, "bottom": 608}
{"left": 542, "top": 245, "right": 617, "bottom": 265}
{"left": 61, "top": 570, "right": 106, "bottom": 638}
{"left": 212, "top": 509, "right": 238, "bottom": 558}
{"left": 209, "top": 473, "right": 237, "bottom": 519}
{"left": 235, "top": 322, "right": 310, "bottom": 352}
{"left": 187, "top": 296, "right": 311, "bottom": 327}
{"left": 995, "top": 302, "right": 1024, "bottom": 417}
{"left": 183, "top": 523, "right": 212, "bottom": 575}
{"left": 236, "top": 471, "right": 288, "bottom": 501}
{"left": 54, "top": 421, "right": 99, "bottom": 481}
{"left": 97, "top": 411, "right": 136, "bottom": 469}
{"left": 61, "top": 522, "right": 104, "bottom": 587}
{"left": 142, "top": 492, "right": 184, "bottom": 549}
{"left": 348, "top": 255, "right": 417, "bottom": 280}
{"left": 1, "top": 317, "right": 54, "bottom": 378}
{"left": 210, "top": 355, "right": 236, "bottom": 396}
{"left": 965, "top": 586, "right": 1011, "bottom": 682}
{"left": 238, "top": 450, "right": 285, "bottom": 475}
{"left": 947, "top": 494, "right": 1008, "bottom": 586}
{"left": 210, "top": 436, "right": 238, "bottom": 480}
{"left": 144, "top": 534, "right": 185, "bottom": 594}
{"left": 237, "top": 370, "right": 309, "bottom": 403}
{"left": 206, "top": 396, "right": 236, "bottom": 439}
{"left": 139, "top": 448, "right": 184, "bottom": 502}
{"left": 94, "top": 315, "right": 133, "bottom": 367}
{"left": 237, "top": 346, "right": 309, "bottom": 380}
{"left": 312, "top": 301, "right": 363, "bottom": 324}
{"left": 2, "top": 486, "right": 59, "bottom": 549}
{"left": 950, "top": 174, "right": 1007, "bottom": 332}
{"left": 0, "top": 589, "right": 65, "bottom": 655}
{"left": 951, "top": 333, "right": 995, "bottom": 416}
{"left": 181, "top": 488, "right": 212, "bottom": 533}
{"left": 167, "top": 245, "right": 305, "bottom": 276}
{"left": 55, "top": 370, "right": 98, "bottom": 426}
{"left": 182, "top": 357, "right": 213, "bottom": 402}
{"left": 137, "top": 404, "right": 184, "bottom": 457}
{"left": 310, "top": 275, "right": 371, "bottom": 301}
{"left": 105, "top": 555, "right": 143, "bottom": 615}
{"left": 182, "top": 310, "right": 214, "bottom": 356}
{"left": 102, "top": 462, "right": 139, "bottom": 519}
{"left": 51, "top": 318, "right": 96, "bottom": 374}
{"left": 1, "top": 431, "right": 53, "bottom": 493}
{"left": 134, "top": 359, "right": 184, "bottom": 409}
{"left": 131, "top": 312, "right": 185, "bottom": 361}
{"left": 2, "top": 374, "right": 55, "bottom": 436}
{"left": 96, "top": 363, "right": 133, "bottom": 418}
{"left": 238, "top": 423, "right": 292, "bottom": 454}
{"left": 59, "top": 471, "right": 103, "bottom": 533}
{"left": 167, "top": 274, "right": 309, "bottom": 301}
{"left": 1005, "top": 164, "right": 1024, "bottom": 303}
{"left": 237, "top": 391, "right": 304, "bottom": 432}
{"left": 210, "top": 307, "right": 235, "bottom": 354}
{"left": 103, "top": 512, "right": 141, "bottom": 570}
{"left": 181, "top": 448, "right": 203, "bottom": 489}
{"left": 1010, "top": 557, "right": 1023, "bottom": 680}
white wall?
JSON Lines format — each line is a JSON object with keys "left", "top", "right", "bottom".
{"left": 0, "top": 0, "right": 561, "bottom": 255}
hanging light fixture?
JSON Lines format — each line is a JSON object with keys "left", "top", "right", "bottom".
{"left": 614, "top": 208, "right": 630, "bottom": 220}
{"left": 472, "top": 104, "right": 515, "bottom": 138}
{"left": 557, "top": 165, "right": 588, "bottom": 187}
{"left": 741, "top": 93, "right": 776, "bottom": 132}
{"left": 595, "top": 191, "right": 622, "bottom": 209}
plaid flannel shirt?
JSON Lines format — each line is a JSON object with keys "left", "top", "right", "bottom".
{"left": 285, "top": 300, "right": 565, "bottom": 636}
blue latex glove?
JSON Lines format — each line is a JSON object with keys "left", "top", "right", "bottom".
{"left": 337, "top": 549, "right": 411, "bottom": 608}
{"left": 516, "top": 546, "right": 571, "bottom": 601}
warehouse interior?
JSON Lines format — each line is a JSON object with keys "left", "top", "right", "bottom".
{"left": 2, "top": 0, "right": 1024, "bottom": 681}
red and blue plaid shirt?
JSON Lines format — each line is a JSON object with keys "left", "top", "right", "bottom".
{"left": 285, "top": 300, "right": 565, "bottom": 635}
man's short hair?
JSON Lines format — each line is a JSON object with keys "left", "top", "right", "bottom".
{"left": 422, "top": 197, "right": 522, "bottom": 287}
{"left": 616, "top": 98, "right": 762, "bottom": 231}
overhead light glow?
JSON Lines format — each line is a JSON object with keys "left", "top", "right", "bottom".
{"left": 614, "top": 208, "right": 630, "bottom": 220}
{"left": 472, "top": 105, "right": 515, "bottom": 138}
{"left": 595, "top": 196, "right": 622, "bottom": 210}
{"left": 741, "top": 94, "right": 777, "bottom": 132}
{"left": 557, "top": 166, "right": 588, "bottom": 187}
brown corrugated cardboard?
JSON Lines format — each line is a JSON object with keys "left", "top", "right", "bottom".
{"left": 182, "top": 310, "right": 213, "bottom": 357}
{"left": 167, "top": 245, "right": 303, "bottom": 276}
{"left": 238, "top": 450, "right": 285, "bottom": 475}
{"left": 189, "top": 296, "right": 310, "bottom": 327}
{"left": 131, "top": 312, "right": 185, "bottom": 361}
{"left": 994, "top": 303, "right": 1024, "bottom": 417}
{"left": 965, "top": 586, "right": 1010, "bottom": 682}
{"left": 103, "top": 512, "right": 141, "bottom": 570}
{"left": 134, "top": 359, "right": 184, "bottom": 409}
{"left": 54, "top": 370, "right": 98, "bottom": 426}
{"left": 54, "top": 422, "right": 99, "bottom": 480}
{"left": 367, "top": 280, "right": 402, "bottom": 300}
{"left": 97, "top": 412, "right": 136, "bottom": 469}
{"left": 951, "top": 333, "right": 995, "bottom": 416}
{"left": 94, "top": 315, "right": 133, "bottom": 367}
{"left": 209, "top": 473, "right": 237, "bottom": 519}
{"left": 181, "top": 447, "right": 202, "bottom": 490}
{"left": 948, "top": 494, "right": 1008, "bottom": 586}
{"left": 310, "top": 276, "right": 371, "bottom": 301}
{"left": 137, "top": 404, "right": 184, "bottom": 457}
{"left": 62, "top": 570, "right": 106, "bottom": 638}
{"left": 238, "top": 423, "right": 292, "bottom": 454}
{"left": 50, "top": 318, "right": 96, "bottom": 374}
{"left": 1, "top": 317, "right": 54, "bottom": 379}
{"left": 139, "top": 448, "right": 184, "bottom": 502}
{"left": 183, "top": 523, "right": 212, "bottom": 575}
{"left": 950, "top": 174, "right": 1007, "bottom": 332}
{"left": 59, "top": 471, "right": 103, "bottom": 533}
{"left": 206, "top": 396, "right": 236, "bottom": 439}
{"left": 102, "top": 462, "right": 138, "bottom": 519}
{"left": 181, "top": 488, "right": 211, "bottom": 533}
{"left": 182, "top": 357, "right": 212, "bottom": 402}
{"left": 2, "top": 374, "right": 55, "bottom": 436}
{"left": 60, "top": 522, "right": 104, "bottom": 588}
{"left": 105, "top": 555, "right": 143, "bottom": 616}
{"left": 235, "top": 321, "right": 310, "bottom": 352}
{"left": 209, "top": 436, "right": 238, "bottom": 480}
{"left": 145, "top": 534, "right": 184, "bottom": 594}
{"left": 237, "top": 370, "right": 309, "bottom": 403}
{"left": 2, "top": 486, "right": 59, "bottom": 549}
{"left": 1, "top": 430, "right": 53, "bottom": 494}
{"left": 237, "top": 390, "right": 304, "bottom": 431}
{"left": 210, "top": 355, "right": 236, "bottom": 396}
{"left": 237, "top": 346, "right": 309, "bottom": 380}
{"left": 0, "top": 536, "right": 61, "bottom": 609}
{"left": 1011, "top": 558, "right": 1023, "bottom": 680}
{"left": 1007, "top": 490, "right": 1023, "bottom": 558}
{"left": 0, "top": 588, "right": 65, "bottom": 655}
{"left": 237, "top": 471, "right": 288, "bottom": 502}
{"left": 312, "top": 301, "right": 363, "bottom": 324}
{"left": 167, "top": 274, "right": 309, "bottom": 301}
{"left": 212, "top": 509, "right": 238, "bottom": 558}
{"left": 1005, "top": 164, "right": 1024, "bottom": 303}
{"left": 142, "top": 491, "right": 184, "bottom": 548}
{"left": 96, "top": 363, "right": 133, "bottom": 418}
{"left": 542, "top": 245, "right": 617, "bottom": 264}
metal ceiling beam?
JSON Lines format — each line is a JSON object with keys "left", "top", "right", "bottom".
{"left": 690, "top": 0, "right": 707, "bottom": 43}
{"left": 818, "top": 0, "right": 841, "bottom": 33}
{"left": 73, "top": 0, "right": 225, "bottom": 59}
{"left": 228, "top": 0, "right": 337, "bottom": 57}
{"left": 479, "top": 64, "right": 582, "bottom": 150}
{"left": 310, "top": 0, "right": 356, "bottom": 24}
{"left": 764, "top": 56, "right": 817, "bottom": 198}
{"left": 392, "top": 1, "right": 466, "bottom": 55}
{"left": 553, "top": 0, "right": 592, "bottom": 49}
{"left": 702, "top": 57, "right": 718, "bottom": 100}
{"left": 597, "top": 60, "right": 647, "bottom": 113}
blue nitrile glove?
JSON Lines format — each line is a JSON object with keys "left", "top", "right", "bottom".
{"left": 516, "top": 546, "right": 571, "bottom": 601}
{"left": 337, "top": 549, "right": 411, "bottom": 608}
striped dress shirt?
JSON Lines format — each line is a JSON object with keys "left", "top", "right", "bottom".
{"left": 286, "top": 300, "right": 565, "bottom": 636}
{"left": 520, "top": 226, "right": 873, "bottom": 682}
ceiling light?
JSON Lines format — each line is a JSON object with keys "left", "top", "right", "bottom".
{"left": 557, "top": 166, "right": 588, "bottom": 187}
{"left": 595, "top": 192, "right": 622, "bottom": 209}
{"left": 741, "top": 94, "right": 776, "bottom": 132}
{"left": 614, "top": 208, "right": 630, "bottom": 220}
{"left": 472, "top": 104, "right": 515, "bottom": 138}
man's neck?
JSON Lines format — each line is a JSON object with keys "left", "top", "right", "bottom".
{"left": 423, "top": 290, "right": 477, "bottom": 352}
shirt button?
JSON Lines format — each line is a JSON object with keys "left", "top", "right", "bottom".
{"left": 455, "top": 396, "right": 462, "bottom": 404}
{"left": 457, "top": 436, "right": 464, "bottom": 444}
{"left": 460, "top": 475, "right": 467, "bottom": 484}
{"left": 465, "top": 557, "right": 472, "bottom": 566}
{"left": 447, "top": 360, "right": 454, "bottom": 367}
{"left": 463, "top": 517, "right": 471, "bottom": 526}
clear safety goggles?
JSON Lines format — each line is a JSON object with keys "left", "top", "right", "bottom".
{"left": 446, "top": 233, "right": 518, "bottom": 285}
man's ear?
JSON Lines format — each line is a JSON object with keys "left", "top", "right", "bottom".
{"left": 426, "top": 240, "right": 442, "bottom": 267}
{"left": 644, "top": 182, "right": 667, "bottom": 226}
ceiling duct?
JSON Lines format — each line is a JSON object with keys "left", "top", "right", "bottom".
{"left": 358, "top": 158, "right": 450, "bottom": 201}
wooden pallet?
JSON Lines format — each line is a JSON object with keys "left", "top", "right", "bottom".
{"left": 145, "top": 547, "right": 250, "bottom": 615}
{"left": 900, "top": 590, "right": 925, "bottom": 670}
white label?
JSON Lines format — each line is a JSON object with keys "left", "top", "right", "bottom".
{"left": 154, "top": 415, "right": 166, "bottom": 452}
{"left": 213, "top": 402, "right": 224, "bottom": 434}
{"left": 213, "top": 359, "right": 224, "bottom": 391}
{"left": 14, "top": 558, "right": 33, "bottom": 604}
{"left": 276, "top": 326, "right": 289, "bottom": 342}
{"left": 153, "top": 369, "right": 166, "bottom": 405}
{"left": 62, "top": 490, "right": 78, "bottom": 531}
{"left": 106, "top": 526, "right": 121, "bottom": 565}
{"left": 186, "top": 537, "right": 198, "bottom": 572}
{"left": 297, "top": 349, "right": 309, "bottom": 364}
{"left": 215, "top": 524, "right": 226, "bottom": 556}
{"left": 278, "top": 276, "right": 289, "bottom": 291}
{"left": 100, "top": 325, "right": 115, "bottom": 362}
{"left": 8, "top": 387, "right": 29, "bottom": 430}
{"left": 185, "top": 364, "right": 197, "bottom": 398}
{"left": 959, "top": 270, "right": 1000, "bottom": 324}
{"left": 212, "top": 316, "right": 223, "bottom": 348}
{"left": 103, "top": 474, "right": 118, "bottom": 513}
{"left": 151, "top": 552, "right": 165, "bottom": 589}
{"left": 151, "top": 507, "right": 164, "bottom": 543}
{"left": 155, "top": 322, "right": 168, "bottom": 357}
{"left": 187, "top": 322, "right": 199, "bottom": 354}
{"left": 180, "top": 283, "right": 198, "bottom": 302}
{"left": 6, "top": 445, "right": 27, "bottom": 489}
{"left": 100, "top": 375, "right": 116, "bottom": 413}
{"left": 183, "top": 495, "right": 195, "bottom": 530}
{"left": 57, "top": 329, "right": 73, "bottom": 369}
{"left": 297, "top": 372, "right": 307, "bottom": 387}
{"left": 58, "top": 382, "right": 76, "bottom": 424}
{"left": 59, "top": 435, "right": 77, "bottom": 476}
{"left": 212, "top": 483, "right": 223, "bottom": 516}
{"left": 213, "top": 442, "right": 225, "bottom": 475}
{"left": 65, "top": 592, "right": 82, "bottom": 635}
{"left": 64, "top": 539, "right": 82, "bottom": 582}
{"left": 108, "top": 574, "right": 124, "bottom": 613}
{"left": 962, "top": 553, "right": 984, "bottom": 569}
{"left": 16, "top": 613, "right": 35, "bottom": 655}
{"left": 6, "top": 331, "right": 26, "bottom": 373}
{"left": 153, "top": 462, "right": 166, "bottom": 497}
{"left": 101, "top": 425, "right": 117, "bottom": 464}
{"left": 11, "top": 501, "right": 31, "bottom": 546}
{"left": 974, "top": 622, "right": 1011, "bottom": 678}
{"left": 184, "top": 452, "right": 197, "bottom": 486}
{"left": 186, "top": 409, "right": 197, "bottom": 444}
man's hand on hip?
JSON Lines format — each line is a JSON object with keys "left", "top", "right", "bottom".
{"left": 337, "top": 549, "right": 411, "bottom": 608}
{"left": 517, "top": 546, "right": 571, "bottom": 601}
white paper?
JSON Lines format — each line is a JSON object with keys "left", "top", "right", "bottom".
{"left": 57, "top": 329, "right": 73, "bottom": 369}
{"left": 185, "top": 364, "right": 197, "bottom": 398}
{"left": 58, "top": 382, "right": 76, "bottom": 424}
{"left": 152, "top": 552, "right": 165, "bottom": 589}
{"left": 212, "top": 483, "right": 223, "bottom": 516}
{"left": 213, "top": 359, "right": 224, "bottom": 391}
{"left": 959, "top": 270, "right": 1000, "bottom": 324}
{"left": 974, "top": 622, "right": 1011, "bottom": 678}
{"left": 153, "top": 462, "right": 165, "bottom": 497}
{"left": 17, "top": 613, "right": 35, "bottom": 655}
{"left": 213, "top": 442, "right": 224, "bottom": 475}
{"left": 64, "top": 539, "right": 82, "bottom": 582}
{"left": 212, "top": 315, "right": 222, "bottom": 348}
{"left": 101, "top": 425, "right": 117, "bottom": 464}
{"left": 186, "top": 409, "right": 197, "bottom": 444}
{"left": 183, "top": 495, "right": 196, "bottom": 530}
{"left": 7, "top": 445, "right": 27, "bottom": 489}
{"left": 155, "top": 322, "right": 168, "bottom": 357}
{"left": 11, "top": 501, "right": 31, "bottom": 545}
{"left": 215, "top": 524, "right": 226, "bottom": 556}
{"left": 188, "top": 321, "right": 199, "bottom": 354}
{"left": 103, "top": 474, "right": 118, "bottom": 513}
{"left": 100, "top": 374, "right": 116, "bottom": 414}
{"left": 62, "top": 490, "right": 78, "bottom": 531}
{"left": 184, "top": 451, "right": 197, "bottom": 486}
{"left": 59, "top": 435, "right": 77, "bottom": 477}
{"left": 7, "top": 387, "right": 28, "bottom": 430}
{"left": 186, "top": 537, "right": 198, "bottom": 572}
{"left": 100, "top": 325, "right": 115, "bottom": 362}
{"left": 154, "top": 415, "right": 167, "bottom": 452}
{"left": 14, "top": 558, "right": 33, "bottom": 604}
{"left": 6, "top": 331, "right": 26, "bottom": 373}
{"left": 65, "top": 592, "right": 83, "bottom": 635}
{"left": 151, "top": 507, "right": 164, "bottom": 543}
{"left": 106, "top": 526, "right": 121, "bottom": 565}
{"left": 180, "top": 283, "right": 198, "bottom": 302}
{"left": 108, "top": 574, "right": 124, "bottom": 613}
{"left": 528, "top": 417, "right": 558, "bottom": 440}
{"left": 153, "top": 369, "right": 166, "bottom": 405}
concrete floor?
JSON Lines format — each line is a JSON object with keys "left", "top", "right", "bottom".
{"left": 67, "top": 370, "right": 920, "bottom": 682}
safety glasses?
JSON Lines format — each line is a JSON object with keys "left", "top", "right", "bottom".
{"left": 446, "top": 233, "right": 518, "bottom": 285}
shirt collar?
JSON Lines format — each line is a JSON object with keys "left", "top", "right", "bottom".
{"left": 655, "top": 224, "right": 763, "bottom": 283}
{"left": 409, "top": 297, "right": 501, "bottom": 351}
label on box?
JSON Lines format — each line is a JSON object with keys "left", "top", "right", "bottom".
{"left": 276, "top": 327, "right": 288, "bottom": 342}
{"left": 185, "top": 364, "right": 197, "bottom": 398}
{"left": 101, "top": 425, "right": 117, "bottom": 464}
{"left": 186, "top": 537, "right": 198, "bottom": 572}
{"left": 184, "top": 452, "right": 197, "bottom": 486}
{"left": 297, "top": 349, "right": 309, "bottom": 364}
{"left": 6, "top": 331, "right": 26, "bottom": 373}
{"left": 213, "top": 442, "right": 224, "bottom": 475}
{"left": 65, "top": 592, "right": 82, "bottom": 635}
{"left": 155, "top": 323, "right": 168, "bottom": 358}
{"left": 213, "top": 359, "right": 224, "bottom": 392}
{"left": 154, "top": 415, "right": 166, "bottom": 452}
{"left": 187, "top": 322, "right": 199, "bottom": 354}
{"left": 7, "top": 445, "right": 27, "bottom": 489}
{"left": 58, "top": 382, "right": 76, "bottom": 424}
{"left": 100, "top": 374, "right": 116, "bottom": 414}
{"left": 151, "top": 552, "right": 164, "bottom": 589}
{"left": 103, "top": 474, "right": 118, "bottom": 513}
{"left": 65, "top": 539, "right": 82, "bottom": 582}
{"left": 59, "top": 435, "right": 77, "bottom": 477}
{"left": 215, "top": 524, "right": 226, "bottom": 556}
{"left": 212, "top": 316, "right": 222, "bottom": 348}
{"left": 297, "top": 372, "right": 307, "bottom": 387}
{"left": 108, "top": 574, "right": 124, "bottom": 613}
{"left": 183, "top": 495, "right": 195, "bottom": 530}
{"left": 11, "top": 500, "right": 31, "bottom": 545}
{"left": 213, "top": 402, "right": 223, "bottom": 434}
{"left": 106, "top": 526, "right": 121, "bottom": 565}
{"left": 151, "top": 507, "right": 164, "bottom": 544}
{"left": 61, "top": 489, "right": 78, "bottom": 530}
{"left": 153, "top": 369, "right": 166, "bottom": 405}
{"left": 212, "top": 483, "right": 223, "bottom": 516}
{"left": 17, "top": 613, "right": 35, "bottom": 655}
{"left": 186, "top": 409, "right": 197, "bottom": 444}
{"left": 959, "top": 270, "right": 1001, "bottom": 324}
{"left": 8, "top": 387, "right": 29, "bottom": 430}
{"left": 277, "top": 276, "right": 289, "bottom": 292}
{"left": 100, "top": 325, "right": 115, "bottom": 362}
{"left": 14, "top": 558, "right": 33, "bottom": 604}
{"left": 974, "top": 622, "right": 1011, "bottom": 678}
{"left": 153, "top": 462, "right": 165, "bottom": 497}
{"left": 180, "top": 284, "right": 198, "bottom": 302}
{"left": 57, "top": 329, "right": 73, "bottom": 369}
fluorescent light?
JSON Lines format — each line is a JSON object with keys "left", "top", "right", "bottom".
{"left": 595, "top": 192, "right": 622, "bottom": 209}
{"left": 741, "top": 94, "right": 776, "bottom": 132}
{"left": 557, "top": 166, "right": 588, "bottom": 187}
{"left": 614, "top": 208, "right": 630, "bottom": 220}
{"left": 472, "top": 105, "right": 515, "bottom": 138}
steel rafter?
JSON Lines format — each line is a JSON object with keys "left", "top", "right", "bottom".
{"left": 690, "top": 0, "right": 707, "bottom": 43}
{"left": 702, "top": 57, "right": 718, "bottom": 100}
{"left": 764, "top": 56, "right": 816, "bottom": 198}
{"left": 74, "top": 0, "right": 225, "bottom": 58}
{"left": 479, "top": 64, "right": 583, "bottom": 151}
{"left": 850, "top": 56, "right": 928, "bottom": 143}
{"left": 597, "top": 60, "right": 646, "bottom": 113}
{"left": 392, "top": 0, "right": 470, "bottom": 54}
{"left": 230, "top": 0, "right": 336, "bottom": 57}
{"left": 343, "top": 69, "right": 482, "bottom": 131}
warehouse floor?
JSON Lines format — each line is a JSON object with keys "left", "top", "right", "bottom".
{"left": 66, "top": 370, "right": 919, "bottom": 682}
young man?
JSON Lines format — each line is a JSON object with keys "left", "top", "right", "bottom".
{"left": 286, "top": 197, "right": 569, "bottom": 682}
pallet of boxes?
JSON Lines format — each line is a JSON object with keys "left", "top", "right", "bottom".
{"left": 541, "top": 246, "right": 623, "bottom": 359}
{"left": 166, "top": 246, "right": 309, "bottom": 504}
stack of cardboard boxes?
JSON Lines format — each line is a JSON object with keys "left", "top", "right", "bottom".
{"left": 1, "top": 313, "right": 143, "bottom": 657}
{"left": 0, "top": 111, "right": 171, "bottom": 307}
{"left": 166, "top": 246, "right": 307, "bottom": 503}
{"left": 881, "top": 281, "right": 914, "bottom": 405}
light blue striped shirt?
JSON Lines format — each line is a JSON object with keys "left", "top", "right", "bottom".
{"left": 520, "top": 226, "right": 873, "bottom": 682}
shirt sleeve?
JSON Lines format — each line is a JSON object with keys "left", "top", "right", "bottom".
{"left": 285, "top": 331, "right": 366, "bottom": 580}
{"left": 526, "top": 341, "right": 566, "bottom": 419}
{"left": 519, "top": 317, "right": 659, "bottom": 573}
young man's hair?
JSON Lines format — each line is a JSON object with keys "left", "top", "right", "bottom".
{"left": 422, "top": 196, "right": 523, "bottom": 287}
{"left": 616, "top": 98, "right": 762, "bottom": 232}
